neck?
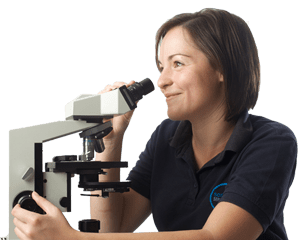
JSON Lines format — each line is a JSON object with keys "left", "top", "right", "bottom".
{"left": 190, "top": 111, "right": 235, "bottom": 170}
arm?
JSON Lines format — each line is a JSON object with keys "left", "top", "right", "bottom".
{"left": 91, "top": 80, "right": 152, "bottom": 232}
{"left": 90, "top": 138, "right": 152, "bottom": 233}
{"left": 12, "top": 191, "right": 262, "bottom": 240}
{"left": 79, "top": 201, "right": 263, "bottom": 240}
{"left": 90, "top": 137, "right": 124, "bottom": 233}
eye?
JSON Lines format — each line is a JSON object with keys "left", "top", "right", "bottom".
{"left": 158, "top": 61, "right": 164, "bottom": 72}
{"left": 174, "top": 61, "right": 183, "bottom": 68}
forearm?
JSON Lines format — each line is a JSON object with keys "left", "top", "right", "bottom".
{"left": 76, "top": 229, "right": 214, "bottom": 240}
{"left": 90, "top": 137, "right": 125, "bottom": 232}
{"left": 96, "top": 136, "right": 123, "bottom": 163}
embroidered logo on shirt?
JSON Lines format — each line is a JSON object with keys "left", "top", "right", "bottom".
{"left": 210, "top": 183, "right": 227, "bottom": 208}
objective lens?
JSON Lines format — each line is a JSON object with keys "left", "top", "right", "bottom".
{"left": 81, "top": 137, "right": 94, "bottom": 161}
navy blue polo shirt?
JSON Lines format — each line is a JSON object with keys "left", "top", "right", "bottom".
{"left": 127, "top": 110, "right": 297, "bottom": 239}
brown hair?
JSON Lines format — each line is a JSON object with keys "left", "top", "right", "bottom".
{"left": 155, "top": 8, "right": 260, "bottom": 122}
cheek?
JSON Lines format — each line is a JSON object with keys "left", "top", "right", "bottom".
{"left": 183, "top": 74, "right": 207, "bottom": 100}
{"left": 185, "top": 73, "right": 222, "bottom": 108}
{"left": 194, "top": 68, "right": 222, "bottom": 95}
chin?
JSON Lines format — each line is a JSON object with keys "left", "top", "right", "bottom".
{"left": 167, "top": 110, "right": 187, "bottom": 121}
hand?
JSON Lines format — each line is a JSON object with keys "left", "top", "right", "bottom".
{"left": 98, "top": 81, "right": 136, "bottom": 142}
{"left": 11, "top": 191, "right": 78, "bottom": 240}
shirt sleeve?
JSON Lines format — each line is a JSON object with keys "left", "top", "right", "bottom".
{"left": 221, "top": 123, "right": 297, "bottom": 232}
{"left": 126, "top": 123, "right": 161, "bottom": 200}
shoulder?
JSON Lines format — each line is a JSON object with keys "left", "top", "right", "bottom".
{"left": 249, "top": 114, "right": 297, "bottom": 143}
{"left": 151, "top": 118, "right": 181, "bottom": 141}
{"left": 141, "top": 119, "right": 181, "bottom": 154}
{"left": 242, "top": 114, "right": 298, "bottom": 167}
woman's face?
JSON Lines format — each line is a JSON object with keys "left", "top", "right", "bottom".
{"left": 157, "top": 26, "right": 225, "bottom": 122}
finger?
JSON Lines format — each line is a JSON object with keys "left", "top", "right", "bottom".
{"left": 11, "top": 204, "right": 33, "bottom": 223}
{"left": 110, "top": 82, "right": 126, "bottom": 91}
{"left": 126, "top": 80, "right": 135, "bottom": 87}
{"left": 32, "top": 191, "right": 56, "bottom": 213}
{"left": 109, "top": 80, "right": 135, "bottom": 90}
{"left": 13, "top": 216, "right": 27, "bottom": 232}
{"left": 14, "top": 226, "right": 30, "bottom": 240}
{"left": 112, "top": 81, "right": 127, "bottom": 88}
{"left": 98, "top": 84, "right": 114, "bottom": 94}
{"left": 98, "top": 80, "right": 134, "bottom": 95}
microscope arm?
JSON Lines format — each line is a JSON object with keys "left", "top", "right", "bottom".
{"left": 9, "top": 120, "right": 100, "bottom": 237}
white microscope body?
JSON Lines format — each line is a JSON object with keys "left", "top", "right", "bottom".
{"left": 4, "top": 79, "right": 154, "bottom": 240}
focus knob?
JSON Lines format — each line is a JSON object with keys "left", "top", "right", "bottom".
{"left": 18, "top": 194, "right": 35, "bottom": 210}
{"left": 79, "top": 219, "right": 100, "bottom": 233}
{"left": 13, "top": 191, "right": 44, "bottom": 214}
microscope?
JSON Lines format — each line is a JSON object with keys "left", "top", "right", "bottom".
{"left": 3, "top": 78, "right": 154, "bottom": 240}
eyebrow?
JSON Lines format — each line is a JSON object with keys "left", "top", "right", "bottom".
{"left": 158, "top": 53, "right": 191, "bottom": 65}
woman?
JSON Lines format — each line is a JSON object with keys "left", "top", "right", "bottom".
{"left": 12, "top": 8, "right": 297, "bottom": 240}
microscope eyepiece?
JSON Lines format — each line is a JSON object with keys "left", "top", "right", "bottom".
{"left": 127, "top": 78, "right": 154, "bottom": 102}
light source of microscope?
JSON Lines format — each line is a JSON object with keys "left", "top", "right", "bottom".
{"left": 4, "top": 78, "right": 154, "bottom": 240}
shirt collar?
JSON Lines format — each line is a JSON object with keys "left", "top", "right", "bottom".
{"left": 224, "top": 109, "right": 253, "bottom": 152}
{"left": 169, "top": 109, "right": 253, "bottom": 159}
{"left": 169, "top": 120, "right": 192, "bottom": 149}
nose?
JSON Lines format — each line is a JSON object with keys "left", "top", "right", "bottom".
{"left": 157, "top": 68, "right": 173, "bottom": 91}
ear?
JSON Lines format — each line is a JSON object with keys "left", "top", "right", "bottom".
{"left": 218, "top": 71, "right": 224, "bottom": 83}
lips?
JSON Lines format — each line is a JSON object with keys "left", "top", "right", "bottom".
{"left": 164, "top": 93, "right": 180, "bottom": 98}
{"left": 164, "top": 93, "right": 181, "bottom": 101}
